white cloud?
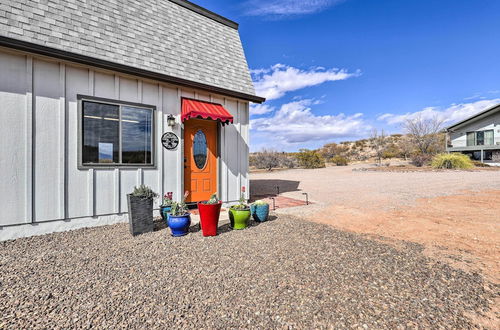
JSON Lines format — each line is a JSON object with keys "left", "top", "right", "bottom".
{"left": 252, "top": 64, "right": 359, "bottom": 101}
{"left": 244, "top": 0, "right": 344, "bottom": 17}
{"left": 250, "top": 104, "right": 275, "bottom": 116}
{"left": 251, "top": 99, "right": 369, "bottom": 145}
{"left": 378, "top": 99, "right": 500, "bottom": 126}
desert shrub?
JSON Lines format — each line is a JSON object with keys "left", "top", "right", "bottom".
{"left": 279, "top": 155, "right": 297, "bottom": 169}
{"left": 295, "top": 149, "right": 326, "bottom": 169}
{"left": 382, "top": 143, "right": 401, "bottom": 159}
{"left": 320, "top": 142, "right": 349, "bottom": 160}
{"left": 251, "top": 149, "right": 281, "bottom": 171}
{"left": 431, "top": 153, "right": 474, "bottom": 169}
{"left": 410, "top": 154, "right": 432, "bottom": 167}
{"left": 331, "top": 155, "right": 349, "bottom": 166}
{"left": 251, "top": 150, "right": 297, "bottom": 170}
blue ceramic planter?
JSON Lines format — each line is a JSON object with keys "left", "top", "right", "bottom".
{"left": 250, "top": 204, "right": 269, "bottom": 222}
{"left": 168, "top": 214, "right": 191, "bottom": 237}
{"left": 160, "top": 206, "right": 171, "bottom": 225}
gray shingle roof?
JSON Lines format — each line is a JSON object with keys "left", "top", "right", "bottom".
{"left": 0, "top": 0, "right": 256, "bottom": 96}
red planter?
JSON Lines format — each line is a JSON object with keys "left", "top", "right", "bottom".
{"left": 197, "top": 201, "right": 222, "bottom": 236}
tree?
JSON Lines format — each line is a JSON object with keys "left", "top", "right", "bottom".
{"left": 398, "top": 135, "right": 414, "bottom": 161}
{"left": 403, "top": 115, "right": 444, "bottom": 155}
{"left": 371, "top": 128, "right": 388, "bottom": 166}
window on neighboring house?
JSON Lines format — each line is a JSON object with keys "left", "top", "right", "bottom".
{"left": 81, "top": 98, "right": 154, "bottom": 166}
{"left": 466, "top": 130, "right": 494, "bottom": 146}
{"left": 466, "top": 132, "right": 475, "bottom": 146}
{"left": 484, "top": 130, "right": 494, "bottom": 146}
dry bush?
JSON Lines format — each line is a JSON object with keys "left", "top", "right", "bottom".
{"left": 321, "top": 143, "right": 350, "bottom": 160}
{"left": 251, "top": 149, "right": 281, "bottom": 171}
{"left": 410, "top": 154, "right": 433, "bottom": 167}
{"left": 431, "top": 153, "right": 474, "bottom": 169}
{"left": 250, "top": 149, "right": 296, "bottom": 171}
{"left": 371, "top": 129, "right": 388, "bottom": 166}
{"left": 295, "top": 149, "right": 326, "bottom": 169}
{"left": 331, "top": 155, "right": 349, "bottom": 166}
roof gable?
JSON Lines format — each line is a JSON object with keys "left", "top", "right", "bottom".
{"left": 0, "top": 0, "right": 257, "bottom": 98}
{"left": 446, "top": 103, "right": 500, "bottom": 130}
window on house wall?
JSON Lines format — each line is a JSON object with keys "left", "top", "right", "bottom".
{"left": 81, "top": 98, "right": 154, "bottom": 166}
{"left": 466, "top": 130, "right": 494, "bottom": 146}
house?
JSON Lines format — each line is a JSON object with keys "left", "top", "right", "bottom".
{"left": 0, "top": 0, "right": 264, "bottom": 240}
{"left": 446, "top": 103, "right": 500, "bottom": 165}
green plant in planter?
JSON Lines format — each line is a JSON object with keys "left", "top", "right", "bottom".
{"left": 203, "top": 193, "right": 220, "bottom": 205}
{"left": 127, "top": 185, "right": 158, "bottom": 236}
{"left": 168, "top": 191, "right": 191, "bottom": 237}
{"left": 229, "top": 186, "right": 251, "bottom": 229}
{"left": 170, "top": 198, "right": 189, "bottom": 216}
{"left": 132, "top": 185, "right": 159, "bottom": 199}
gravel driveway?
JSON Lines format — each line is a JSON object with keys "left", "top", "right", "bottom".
{"left": 0, "top": 217, "right": 492, "bottom": 328}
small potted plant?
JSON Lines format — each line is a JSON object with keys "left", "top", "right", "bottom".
{"left": 229, "top": 186, "right": 251, "bottom": 230}
{"left": 127, "top": 185, "right": 158, "bottom": 236}
{"left": 250, "top": 200, "right": 270, "bottom": 222}
{"left": 197, "top": 193, "right": 222, "bottom": 237}
{"left": 168, "top": 191, "right": 191, "bottom": 237}
{"left": 160, "top": 192, "right": 174, "bottom": 224}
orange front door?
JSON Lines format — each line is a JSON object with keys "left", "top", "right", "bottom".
{"left": 184, "top": 119, "right": 218, "bottom": 202}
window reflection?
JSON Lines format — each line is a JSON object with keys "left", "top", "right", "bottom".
{"left": 122, "top": 106, "right": 152, "bottom": 164}
{"left": 193, "top": 130, "right": 207, "bottom": 169}
{"left": 83, "top": 101, "right": 120, "bottom": 164}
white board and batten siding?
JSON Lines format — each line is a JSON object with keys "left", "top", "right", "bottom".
{"left": 0, "top": 48, "right": 250, "bottom": 239}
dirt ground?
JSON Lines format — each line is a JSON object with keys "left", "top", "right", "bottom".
{"left": 250, "top": 164, "right": 500, "bottom": 283}
{"left": 251, "top": 164, "right": 500, "bottom": 326}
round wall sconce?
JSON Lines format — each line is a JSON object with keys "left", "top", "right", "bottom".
{"left": 167, "top": 114, "right": 176, "bottom": 127}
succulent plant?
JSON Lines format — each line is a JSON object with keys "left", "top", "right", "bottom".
{"left": 204, "top": 193, "right": 220, "bottom": 205}
{"left": 232, "top": 186, "right": 249, "bottom": 210}
{"left": 131, "top": 185, "right": 158, "bottom": 200}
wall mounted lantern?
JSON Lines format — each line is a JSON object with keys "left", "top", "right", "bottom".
{"left": 167, "top": 114, "right": 176, "bottom": 127}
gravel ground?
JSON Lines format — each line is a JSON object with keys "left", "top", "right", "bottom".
{"left": 0, "top": 216, "right": 493, "bottom": 328}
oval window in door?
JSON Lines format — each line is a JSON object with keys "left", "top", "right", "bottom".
{"left": 193, "top": 130, "right": 208, "bottom": 169}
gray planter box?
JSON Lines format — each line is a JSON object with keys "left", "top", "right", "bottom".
{"left": 127, "top": 194, "right": 154, "bottom": 236}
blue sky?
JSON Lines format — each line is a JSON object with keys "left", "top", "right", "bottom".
{"left": 195, "top": 0, "right": 500, "bottom": 151}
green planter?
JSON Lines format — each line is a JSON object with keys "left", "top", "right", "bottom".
{"left": 229, "top": 207, "right": 251, "bottom": 230}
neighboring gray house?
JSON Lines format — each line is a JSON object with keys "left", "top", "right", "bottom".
{"left": 446, "top": 103, "right": 500, "bottom": 165}
{"left": 0, "top": 0, "right": 264, "bottom": 240}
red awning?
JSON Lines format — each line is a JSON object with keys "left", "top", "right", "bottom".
{"left": 181, "top": 98, "right": 234, "bottom": 125}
